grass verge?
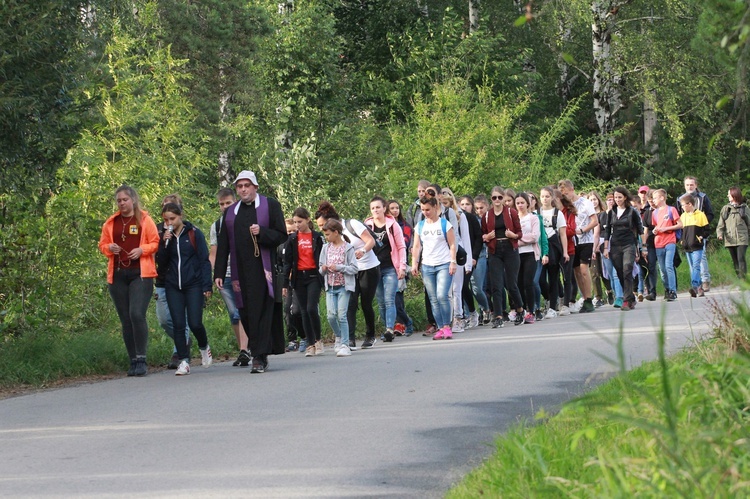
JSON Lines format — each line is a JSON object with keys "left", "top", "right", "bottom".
{"left": 448, "top": 288, "right": 750, "bottom": 497}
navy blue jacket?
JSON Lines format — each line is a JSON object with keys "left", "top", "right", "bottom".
{"left": 156, "top": 221, "right": 212, "bottom": 293}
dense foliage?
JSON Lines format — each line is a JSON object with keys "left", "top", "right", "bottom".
{"left": 1, "top": 0, "right": 748, "bottom": 341}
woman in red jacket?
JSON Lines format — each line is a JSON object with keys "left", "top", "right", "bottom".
{"left": 98, "top": 185, "right": 159, "bottom": 376}
{"left": 481, "top": 186, "right": 524, "bottom": 328}
{"left": 557, "top": 189, "right": 577, "bottom": 316}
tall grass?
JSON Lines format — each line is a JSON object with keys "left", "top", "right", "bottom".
{"left": 448, "top": 279, "right": 750, "bottom": 497}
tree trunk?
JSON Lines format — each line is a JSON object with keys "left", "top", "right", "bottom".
{"left": 591, "top": 0, "right": 629, "bottom": 173}
{"left": 643, "top": 89, "right": 658, "bottom": 164}
{"left": 557, "top": 18, "right": 572, "bottom": 106}
{"left": 469, "top": 0, "right": 480, "bottom": 33}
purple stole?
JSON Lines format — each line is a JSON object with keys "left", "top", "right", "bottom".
{"left": 224, "top": 195, "right": 274, "bottom": 308}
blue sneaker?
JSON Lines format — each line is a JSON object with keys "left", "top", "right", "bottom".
{"left": 299, "top": 339, "right": 307, "bottom": 353}
{"left": 614, "top": 298, "right": 623, "bottom": 308}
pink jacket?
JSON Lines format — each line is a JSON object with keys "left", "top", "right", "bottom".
{"left": 364, "top": 215, "right": 407, "bottom": 273}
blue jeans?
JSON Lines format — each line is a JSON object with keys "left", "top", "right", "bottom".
{"left": 326, "top": 286, "right": 351, "bottom": 343}
{"left": 686, "top": 249, "right": 703, "bottom": 289}
{"left": 602, "top": 255, "right": 623, "bottom": 299}
{"left": 533, "top": 259, "right": 542, "bottom": 310}
{"left": 421, "top": 263, "right": 453, "bottom": 327}
{"left": 219, "top": 277, "right": 241, "bottom": 325}
{"left": 155, "top": 286, "right": 189, "bottom": 354}
{"left": 165, "top": 283, "right": 209, "bottom": 360}
{"left": 375, "top": 266, "right": 399, "bottom": 329}
{"left": 470, "top": 251, "right": 490, "bottom": 311}
{"left": 655, "top": 243, "right": 677, "bottom": 292}
{"left": 700, "top": 239, "right": 710, "bottom": 284}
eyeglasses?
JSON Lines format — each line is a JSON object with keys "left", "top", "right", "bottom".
{"left": 491, "top": 195, "right": 503, "bottom": 200}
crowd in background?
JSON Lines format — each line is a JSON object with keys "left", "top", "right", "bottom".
{"left": 99, "top": 174, "right": 750, "bottom": 375}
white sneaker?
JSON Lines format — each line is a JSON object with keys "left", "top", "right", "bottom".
{"left": 508, "top": 310, "right": 517, "bottom": 322}
{"left": 336, "top": 344, "right": 352, "bottom": 357}
{"left": 468, "top": 311, "right": 480, "bottom": 329}
{"left": 315, "top": 340, "right": 324, "bottom": 355}
{"left": 333, "top": 337, "right": 342, "bottom": 353}
{"left": 451, "top": 317, "right": 465, "bottom": 333}
{"left": 558, "top": 306, "right": 571, "bottom": 316}
{"left": 200, "top": 346, "right": 212, "bottom": 368}
{"left": 545, "top": 308, "right": 558, "bottom": 319}
{"left": 175, "top": 360, "right": 190, "bottom": 375}
{"left": 569, "top": 300, "right": 582, "bottom": 313}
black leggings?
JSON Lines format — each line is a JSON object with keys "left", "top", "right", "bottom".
{"left": 348, "top": 266, "right": 380, "bottom": 339}
{"left": 487, "top": 241, "right": 523, "bottom": 315}
{"left": 292, "top": 274, "right": 322, "bottom": 345}
{"left": 518, "top": 252, "right": 537, "bottom": 312}
{"left": 108, "top": 268, "right": 153, "bottom": 360}
{"left": 540, "top": 239, "right": 563, "bottom": 310}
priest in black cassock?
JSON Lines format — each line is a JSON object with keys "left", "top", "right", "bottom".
{"left": 214, "top": 171, "right": 288, "bottom": 373}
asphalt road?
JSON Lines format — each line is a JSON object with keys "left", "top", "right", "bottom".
{"left": 0, "top": 290, "right": 727, "bottom": 498}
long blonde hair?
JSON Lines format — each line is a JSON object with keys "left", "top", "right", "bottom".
{"left": 115, "top": 185, "right": 144, "bottom": 225}
{"left": 441, "top": 187, "right": 462, "bottom": 222}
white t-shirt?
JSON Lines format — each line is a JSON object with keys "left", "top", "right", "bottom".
{"left": 574, "top": 196, "right": 596, "bottom": 245}
{"left": 342, "top": 218, "right": 380, "bottom": 271}
{"left": 518, "top": 213, "right": 538, "bottom": 255}
{"left": 540, "top": 208, "right": 566, "bottom": 240}
{"left": 419, "top": 218, "right": 453, "bottom": 266}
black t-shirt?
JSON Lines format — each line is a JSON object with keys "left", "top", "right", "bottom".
{"left": 494, "top": 212, "right": 506, "bottom": 237}
{"left": 372, "top": 224, "right": 393, "bottom": 269}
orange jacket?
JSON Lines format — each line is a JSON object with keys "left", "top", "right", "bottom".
{"left": 99, "top": 211, "right": 160, "bottom": 284}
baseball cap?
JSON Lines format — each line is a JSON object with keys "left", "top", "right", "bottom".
{"left": 638, "top": 185, "right": 649, "bottom": 193}
{"left": 234, "top": 170, "right": 258, "bottom": 186}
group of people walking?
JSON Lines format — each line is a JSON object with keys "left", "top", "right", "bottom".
{"left": 99, "top": 173, "right": 749, "bottom": 376}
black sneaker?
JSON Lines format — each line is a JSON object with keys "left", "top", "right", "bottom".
{"left": 502, "top": 313, "right": 510, "bottom": 322}
{"left": 667, "top": 290, "right": 677, "bottom": 302}
{"left": 349, "top": 339, "right": 358, "bottom": 351}
{"left": 127, "top": 360, "right": 137, "bottom": 377}
{"left": 579, "top": 299, "right": 595, "bottom": 313}
{"left": 383, "top": 329, "right": 394, "bottom": 342}
{"left": 237, "top": 349, "right": 251, "bottom": 367}
{"left": 167, "top": 353, "right": 180, "bottom": 369}
{"left": 491, "top": 317, "right": 502, "bottom": 328}
{"left": 607, "top": 291, "right": 615, "bottom": 305}
{"left": 134, "top": 358, "right": 147, "bottom": 376}
{"left": 361, "top": 337, "right": 376, "bottom": 349}
{"left": 251, "top": 357, "right": 265, "bottom": 373}
{"left": 513, "top": 312, "right": 524, "bottom": 326}
{"left": 645, "top": 292, "right": 656, "bottom": 301}
{"left": 535, "top": 309, "right": 544, "bottom": 321}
